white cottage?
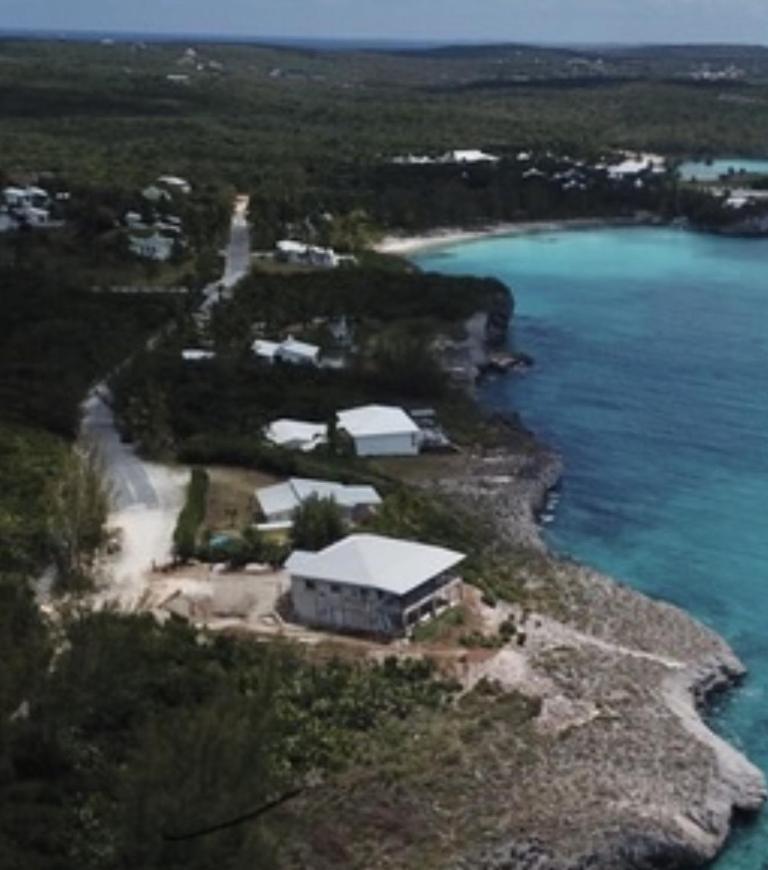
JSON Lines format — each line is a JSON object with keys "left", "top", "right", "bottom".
{"left": 441, "top": 149, "right": 500, "bottom": 164}
{"left": 265, "top": 419, "right": 328, "bottom": 452}
{"left": 253, "top": 337, "right": 320, "bottom": 366}
{"left": 276, "top": 337, "right": 320, "bottom": 366}
{"left": 256, "top": 477, "right": 381, "bottom": 524}
{"left": 158, "top": 175, "right": 192, "bottom": 194}
{"left": 337, "top": 405, "right": 421, "bottom": 457}
{"left": 287, "top": 534, "right": 465, "bottom": 636}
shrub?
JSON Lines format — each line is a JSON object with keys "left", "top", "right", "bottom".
{"left": 172, "top": 468, "right": 209, "bottom": 562}
{"left": 290, "top": 495, "right": 346, "bottom": 552}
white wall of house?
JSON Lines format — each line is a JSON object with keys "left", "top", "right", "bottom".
{"left": 349, "top": 431, "right": 421, "bottom": 457}
{"left": 276, "top": 346, "right": 319, "bottom": 366}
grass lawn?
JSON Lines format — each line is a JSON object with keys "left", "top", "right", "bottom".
{"left": 203, "top": 465, "right": 280, "bottom": 533}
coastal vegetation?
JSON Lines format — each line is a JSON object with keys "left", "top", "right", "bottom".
{"left": 172, "top": 467, "right": 210, "bottom": 561}
{"left": 2, "top": 40, "right": 768, "bottom": 239}
{"left": 0, "top": 607, "right": 458, "bottom": 868}
{"left": 108, "top": 266, "right": 507, "bottom": 456}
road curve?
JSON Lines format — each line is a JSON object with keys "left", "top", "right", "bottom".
{"left": 82, "top": 196, "right": 251, "bottom": 609}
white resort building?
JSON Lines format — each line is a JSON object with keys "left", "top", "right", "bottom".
{"left": 286, "top": 533, "right": 465, "bottom": 636}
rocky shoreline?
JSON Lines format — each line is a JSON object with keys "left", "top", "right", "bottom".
{"left": 428, "top": 310, "right": 767, "bottom": 869}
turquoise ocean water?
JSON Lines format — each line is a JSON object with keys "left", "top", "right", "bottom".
{"left": 415, "top": 227, "right": 768, "bottom": 868}
{"left": 680, "top": 158, "right": 768, "bottom": 182}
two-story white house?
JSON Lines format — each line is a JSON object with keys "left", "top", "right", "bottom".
{"left": 286, "top": 533, "right": 465, "bottom": 636}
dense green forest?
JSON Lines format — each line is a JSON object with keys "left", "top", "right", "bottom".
{"left": 109, "top": 267, "right": 507, "bottom": 456}
{"left": 0, "top": 601, "right": 459, "bottom": 868}
{"left": 3, "top": 39, "right": 768, "bottom": 192}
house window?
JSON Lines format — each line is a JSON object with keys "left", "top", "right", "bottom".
{"left": 330, "top": 584, "right": 340, "bottom": 594}
{"left": 305, "top": 579, "right": 315, "bottom": 591}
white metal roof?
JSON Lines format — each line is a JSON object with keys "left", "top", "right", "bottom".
{"left": 285, "top": 534, "right": 465, "bottom": 596}
{"left": 256, "top": 477, "right": 381, "bottom": 518}
{"left": 253, "top": 339, "right": 280, "bottom": 359}
{"left": 276, "top": 239, "right": 307, "bottom": 253}
{"left": 337, "top": 405, "right": 420, "bottom": 439}
{"left": 182, "top": 349, "right": 216, "bottom": 362}
{"left": 443, "top": 149, "right": 500, "bottom": 164}
{"left": 158, "top": 175, "right": 190, "bottom": 188}
{"left": 278, "top": 338, "right": 320, "bottom": 360}
{"left": 265, "top": 419, "right": 327, "bottom": 450}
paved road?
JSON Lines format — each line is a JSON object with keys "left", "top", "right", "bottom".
{"left": 80, "top": 195, "right": 251, "bottom": 607}
{"left": 201, "top": 194, "right": 251, "bottom": 313}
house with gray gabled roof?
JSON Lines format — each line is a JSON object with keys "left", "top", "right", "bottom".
{"left": 337, "top": 405, "right": 422, "bottom": 457}
{"left": 286, "top": 533, "right": 465, "bottom": 636}
{"left": 256, "top": 477, "right": 381, "bottom": 525}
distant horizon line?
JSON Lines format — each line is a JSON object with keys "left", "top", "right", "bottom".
{"left": 0, "top": 27, "right": 765, "bottom": 51}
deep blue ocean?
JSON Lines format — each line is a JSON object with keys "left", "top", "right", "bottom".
{"left": 415, "top": 227, "right": 768, "bottom": 868}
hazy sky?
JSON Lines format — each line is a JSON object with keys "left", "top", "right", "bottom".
{"left": 2, "top": 0, "right": 768, "bottom": 44}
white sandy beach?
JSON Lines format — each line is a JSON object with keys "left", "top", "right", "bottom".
{"left": 375, "top": 216, "right": 654, "bottom": 255}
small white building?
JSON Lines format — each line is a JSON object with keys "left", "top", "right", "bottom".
{"left": 253, "top": 339, "right": 281, "bottom": 363}
{"left": 287, "top": 533, "right": 465, "bottom": 636}
{"left": 337, "top": 405, "right": 422, "bottom": 457}
{"left": 391, "top": 154, "right": 436, "bottom": 165}
{"left": 265, "top": 419, "right": 328, "bottom": 452}
{"left": 607, "top": 153, "right": 666, "bottom": 179}
{"left": 441, "top": 149, "right": 500, "bottom": 164}
{"left": 142, "top": 184, "right": 173, "bottom": 203}
{"left": 276, "top": 337, "right": 320, "bottom": 366}
{"left": 124, "top": 210, "right": 146, "bottom": 229}
{"left": 129, "top": 231, "right": 175, "bottom": 261}
{"left": 256, "top": 477, "right": 381, "bottom": 524}
{"left": 275, "top": 240, "right": 338, "bottom": 269}
{"left": 181, "top": 349, "right": 216, "bottom": 362}
{"left": 20, "top": 205, "right": 51, "bottom": 227}
{"left": 252, "top": 336, "right": 321, "bottom": 366}
{"left": 3, "top": 185, "right": 49, "bottom": 207}
{"left": 158, "top": 175, "right": 192, "bottom": 194}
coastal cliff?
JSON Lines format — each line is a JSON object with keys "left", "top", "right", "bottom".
{"left": 284, "top": 431, "right": 765, "bottom": 870}
{"left": 420, "top": 301, "right": 767, "bottom": 868}
{"left": 279, "top": 292, "right": 765, "bottom": 870}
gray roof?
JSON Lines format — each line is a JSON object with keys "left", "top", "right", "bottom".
{"left": 256, "top": 478, "right": 381, "bottom": 519}
{"left": 285, "top": 533, "right": 465, "bottom": 596}
{"left": 337, "top": 405, "right": 420, "bottom": 439}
